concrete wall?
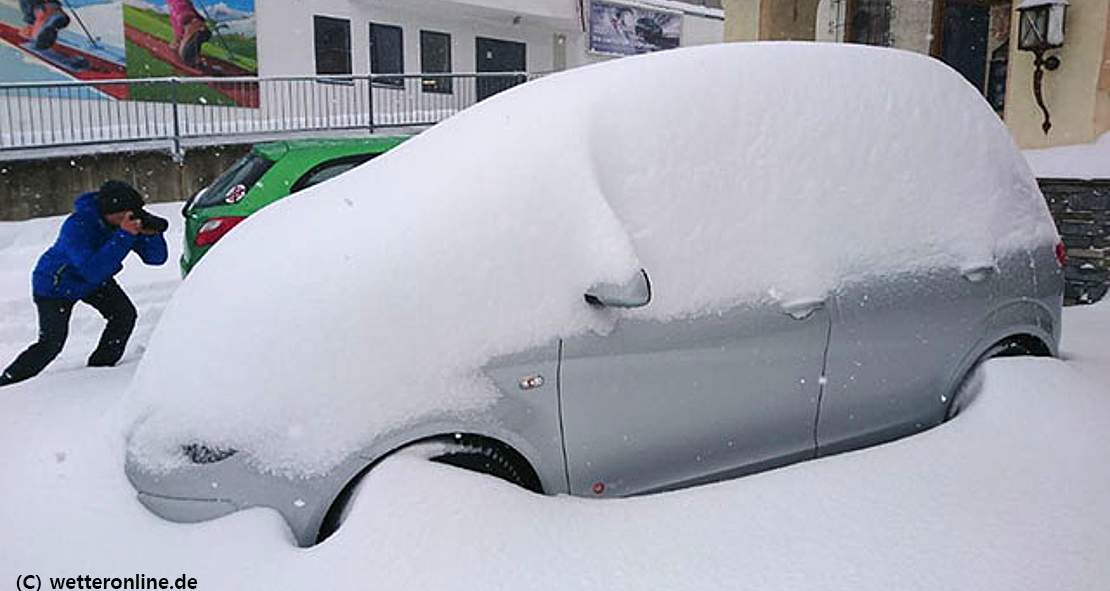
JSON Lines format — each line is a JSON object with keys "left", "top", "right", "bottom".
{"left": 0, "top": 145, "right": 249, "bottom": 222}
{"left": 1006, "top": 0, "right": 1110, "bottom": 148}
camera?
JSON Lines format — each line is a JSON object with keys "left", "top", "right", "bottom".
{"left": 135, "top": 210, "right": 169, "bottom": 233}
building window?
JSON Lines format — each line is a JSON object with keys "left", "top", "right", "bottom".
{"left": 313, "top": 16, "right": 351, "bottom": 75}
{"left": 370, "top": 23, "right": 404, "bottom": 88}
{"left": 420, "top": 30, "right": 452, "bottom": 94}
{"left": 987, "top": 42, "right": 1008, "bottom": 114}
{"left": 846, "top": 0, "right": 891, "bottom": 46}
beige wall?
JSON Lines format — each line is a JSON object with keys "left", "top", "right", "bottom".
{"left": 759, "top": 0, "right": 821, "bottom": 39}
{"left": 723, "top": 0, "right": 819, "bottom": 40}
{"left": 1006, "top": 0, "right": 1110, "bottom": 148}
{"left": 723, "top": 0, "right": 761, "bottom": 40}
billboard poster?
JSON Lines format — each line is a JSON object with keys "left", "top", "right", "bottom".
{"left": 0, "top": 0, "right": 127, "bottom": 97}
{"left": 0, "top": 0, "right": 257, "bottom": 106}
{"left": 589, "top": 0, "right": 681, "bottom": 56}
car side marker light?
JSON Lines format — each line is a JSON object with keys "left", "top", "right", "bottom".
{"left": 519, "top": 375, "right": 544, "bottom": 390}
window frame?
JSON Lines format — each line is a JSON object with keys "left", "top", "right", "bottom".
{"left": 369, "top": 22, "right": 405, "bottom": 89}
{"left": 313, "top": 15, "right": 352, "bottom": 76}
{"left": 419, "top": 30, "right": 453, "bottom": 94}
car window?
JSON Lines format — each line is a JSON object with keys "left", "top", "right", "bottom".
{"left": 192, "top": 153, "right": 275, "bottom": 210}
{"left": 290, "top": 154, "right": 376, "bottom": 194}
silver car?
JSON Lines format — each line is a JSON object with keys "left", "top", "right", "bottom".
{"left": 126, "top": 44, "right": 1065, "bottom": 547}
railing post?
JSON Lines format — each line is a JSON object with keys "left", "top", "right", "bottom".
{"left": 170, "top": 77, "right": 183, "bottom": 162}
{"left": 367, "top": 74, "right": 375, "bottom": 134}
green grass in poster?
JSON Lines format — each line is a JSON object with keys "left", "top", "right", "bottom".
{"left": 125, "top": 42, "right": 237, "bottom": 106}
{"left": 123, "top": 4, "right": 258, "bottom": 74}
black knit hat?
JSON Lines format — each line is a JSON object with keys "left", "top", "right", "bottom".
{"left": 96, "top": 180, "right": 145, "bottom": 216}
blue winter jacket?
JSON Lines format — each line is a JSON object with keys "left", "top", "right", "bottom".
{"left": 32, "top": 193, "right": 168, "bottom": 300}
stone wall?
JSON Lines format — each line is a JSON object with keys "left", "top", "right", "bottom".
{"left": 1041, "top": 179, "right": 1110, "bottom": 305}
{"left": 0, "top": 145, "right": 250, "bottom": 222}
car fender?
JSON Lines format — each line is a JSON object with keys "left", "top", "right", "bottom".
{"left": 941, "top": 296, "right": 1058, "bottom": 417}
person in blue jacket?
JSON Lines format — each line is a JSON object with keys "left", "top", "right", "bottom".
{"left": 1, "top": 180, "right": 169, "bottom": 387}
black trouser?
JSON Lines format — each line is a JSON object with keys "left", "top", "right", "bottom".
{"left": 1, "top": 279, "right": 137, "bottom": 386}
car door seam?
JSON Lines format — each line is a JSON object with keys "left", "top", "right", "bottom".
{"left": 811, "top": 305, "right": 834, "bottom": 457}
{"left": 555, "top": 338, "right": 572, "bottom": 494}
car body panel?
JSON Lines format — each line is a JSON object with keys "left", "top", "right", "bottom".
{"left": 817, "top": 263, "right": 999, "bottom": 455}
{"left": 560, "top": 301, "right": 830, "bottom": 497}
{"left": 817, "top": 249, "right": 1061, "bottom": 457}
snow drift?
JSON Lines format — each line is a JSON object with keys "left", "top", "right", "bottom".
{"left": 124, "top": 42, "right": 1058, "bottom": 476}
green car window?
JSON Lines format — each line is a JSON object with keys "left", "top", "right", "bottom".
{"left": 192, "top": 153, "right": 275, "bottom": 210}
{"left": 290, "top": 154, "right": 377, "bottom": 194}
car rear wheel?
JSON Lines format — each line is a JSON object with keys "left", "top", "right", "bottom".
{"left": 945, "top": 337, "right": 1049, "bottom": 420}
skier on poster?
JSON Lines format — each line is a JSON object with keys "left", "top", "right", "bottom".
{"left": 20, "top": 0, "right": 211, "bottom": 65}
{"left": 166, "top": 0, "right": 211, "bottom": 66}
{"left": 18, "top": 0, "right": 70, "bottom": 50}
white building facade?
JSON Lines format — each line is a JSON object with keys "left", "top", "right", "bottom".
{"left": 256, "top": 0, "right": 724, "bottom": 77}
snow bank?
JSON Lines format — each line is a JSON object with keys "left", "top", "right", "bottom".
{"left": 6, "top": 350, "right": 1110, "bottom": 591}
{"left": 1023, "top": 131, "right": 1110, "bottom": 180}
{"left": 124, "top": 43, "right": 1058, "bottom": 476}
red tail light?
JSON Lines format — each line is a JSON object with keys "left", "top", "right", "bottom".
{"left": 195, "top": 216, "right": 246, "bottom": 247}
{"left": 1055, "top": 241, "right": 1067, "bottom": 268}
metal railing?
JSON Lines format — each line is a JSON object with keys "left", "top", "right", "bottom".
{"left": 0, "top": 72, "right": 543, "bottom": 156}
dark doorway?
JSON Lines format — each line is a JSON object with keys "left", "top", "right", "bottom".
{"left": 936, "top": 2, "right": 990, "bottom": 92}
{"left": 420, "top": 30, "right": 452, "bottom": 94}
{"left": 476, "top": 37, "right": 526, "bottom": 101}
{"left": 846, "top": 0, "right": 892, "bottom": 46}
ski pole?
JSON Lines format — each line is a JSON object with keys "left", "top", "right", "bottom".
{"left": 192, "top": 0, "right": 236, "bottom": 62}
{"left": 58, "top": 0, "right": 101, "bottom": 50}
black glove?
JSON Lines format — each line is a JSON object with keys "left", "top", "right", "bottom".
{"left": 136, "top": 210, "right": 169, "bottom": 233}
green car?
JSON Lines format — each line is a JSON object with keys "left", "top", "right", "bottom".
{"left": 179, "top": 136, "right": 409, "bottom": 276}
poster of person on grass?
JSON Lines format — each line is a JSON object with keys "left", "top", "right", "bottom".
{"left": 0, "top": 0, "right": 257, "bottom": 106}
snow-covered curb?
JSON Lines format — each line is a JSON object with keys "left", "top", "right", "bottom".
{"left": 1023, "top": 132, "right": 1110, "bottom": 180}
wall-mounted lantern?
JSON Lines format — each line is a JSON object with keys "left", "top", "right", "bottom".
{"left": 1016, "top": 0, "right": 1068, "bottom": 133}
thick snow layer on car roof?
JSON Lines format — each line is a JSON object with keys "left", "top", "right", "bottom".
{"left": 124, "top": 42, "right": 1059, "bottom": 476}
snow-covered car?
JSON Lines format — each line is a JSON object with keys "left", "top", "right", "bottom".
{"left": 123, "top": 42, "right": 1064, "bottom": 547}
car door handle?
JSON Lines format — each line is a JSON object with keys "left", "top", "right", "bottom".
{"left": 961, "top": 264, "right": 997, "bottom": 283}
{"left": 779, "top": 298, "right": 825, "bottom": 320}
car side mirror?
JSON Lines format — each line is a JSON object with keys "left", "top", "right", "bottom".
{"left": 585, "top": 269, "right": 652, "bottom": 309}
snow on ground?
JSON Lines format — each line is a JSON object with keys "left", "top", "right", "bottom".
{"left": 1023, "top": 131, "right": 1110, "bottom": 180}
{"left": 0, "top": 205, "right": 1108, "bottom": 590}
